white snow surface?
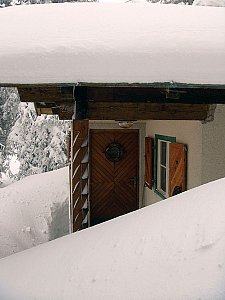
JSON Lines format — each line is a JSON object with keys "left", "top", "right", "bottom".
{"left": 0, "top": 178, "right": 225, "bottom": 299}
{"left": 0, "top": 3, "right": 225, "bottom": 85}
{"left": 0, "top": 167, "right": 69, "bottom": 259}
{"left": 0, "top": 173, "right": 12, "bottom": 188}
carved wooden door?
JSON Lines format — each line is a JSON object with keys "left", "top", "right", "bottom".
{"left": 90, "top": 129, "right": 139, "bottom": 225}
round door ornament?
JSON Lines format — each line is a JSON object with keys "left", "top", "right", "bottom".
{"left": 105, "top": 143, "right": 124, "bottom": 162}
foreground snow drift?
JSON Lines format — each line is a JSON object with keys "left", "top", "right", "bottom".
{"left": 0, "top": 167, "right": 69, "bottom": 259}
{"left": 0, "top": 178, "right": 225, "bottom": 299}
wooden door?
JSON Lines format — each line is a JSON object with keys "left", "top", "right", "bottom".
{"left": 90, "top": 129, "right": 139, "bottom": 225}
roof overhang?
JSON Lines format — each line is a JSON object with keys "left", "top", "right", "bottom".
{"left": 10, "top": 83, "right": 225, "bottom": 121}
{"left": 1, "top": 4, "right": 225, "bottom": 121}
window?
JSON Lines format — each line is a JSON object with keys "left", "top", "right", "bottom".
{"left": 155, "top": 135, "right": 176, "bottom": 199}
{"left": 145, "top": 134, "right": 187, "bottom": 199}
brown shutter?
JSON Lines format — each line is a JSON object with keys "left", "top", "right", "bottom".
{"left": 169, "top": 143, "right": 187, "bottom": 197}
{"left": 145, "top": 137, "right": 154, "bottom": 189}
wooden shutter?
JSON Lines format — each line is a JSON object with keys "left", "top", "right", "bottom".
{"left": 145, "top": 137, "right": 154, "bottom": 189}
{"left": 169, "top": 143, "right": 187, "bottom": 197}
{"left": 70, "top": 119, "right": 89, "bottom": 232}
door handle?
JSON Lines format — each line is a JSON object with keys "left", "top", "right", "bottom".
{"left": 129, "top": 176, "right": 137, "bottom": 188}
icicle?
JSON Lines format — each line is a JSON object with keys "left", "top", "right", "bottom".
{"left": 81, "top": 136, "right": 88, "bottom": 148}
{"left": 82, "top": 183, "right": 88, "bottom": 195}
{"left": 81, "top": 152, "right": 88, "bottom": 164}
{"left": 82, "top": 167, "right": 89, "bottom": 180}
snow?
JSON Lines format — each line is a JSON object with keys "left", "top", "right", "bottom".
{"left": 0, "top": 167, "right": 69, "bottom": 259}
{"left": 9, "top": 155, "right": 20, "bottom": 175}
{"left": 0, "top": 3, "right": 225, "bottom": 85}
{"left": 0, "top": 178, "right": 225, "bottom": 299}
{"left": 0, "top": 173, "right": 12, "bottom": 188}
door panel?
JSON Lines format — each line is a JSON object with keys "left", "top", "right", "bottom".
{"left": 90, "top": 129, "right": 139, "bottom": 225}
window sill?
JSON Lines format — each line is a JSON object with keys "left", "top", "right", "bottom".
{"left": 154, "top": 189, "right": 167, "bottom": 200}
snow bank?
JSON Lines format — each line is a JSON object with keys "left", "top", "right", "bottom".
{"left": 0, "top": 173, "right": 12, "bottom": 188}
{"left": 0, "top": 167, "right": 69, "bottom": 259}
{"left": 0, "top": 3, "right": 225, "bottom": 85}
{"left": 0, "top": 178, "right": 225, "bottom": 299}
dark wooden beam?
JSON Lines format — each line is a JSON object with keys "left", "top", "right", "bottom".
{"left": 34, "top": 102, "right": 74, "bottom": 120}
{"left": 74, "top": 86, "right": 88, "bottom": 120}
{"left": 56, "top": 102, "right": 75, "bottom": 120}
{"left": 16, "top": 84, "right": 225, "bottom": 107}
{"left": 86, "top": 87, "right": 225, "bottom": 104}
{"left": 18, "top": 85, "right": 74, "bottom": 103}
{"left": 2, "top": 81, "right": 225, "bottom": 89}
{"left": 15, "top": 84, "right": 225, "bottom": 121}
{"left": 88, "top": 102, "right": 210, "bottom": 121}
{"left": 78, "top": 82, "right": 225, "bottom": 89}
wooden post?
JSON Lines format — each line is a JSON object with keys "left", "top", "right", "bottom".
{"left": 70, "top": 120, "right": 89, "bottom": 233}
{"left": 74, "top": 86, "right": 88, "bottom": 120}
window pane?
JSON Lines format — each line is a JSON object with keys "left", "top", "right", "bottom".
{"left": 160, "top": 141, "right": 167, "bottom": 166}
{"left": 160, "top": 166, "right": 166, "bottom": 192}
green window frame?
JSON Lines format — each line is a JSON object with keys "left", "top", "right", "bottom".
{"left": 154, "top": 134, "right": 176, "bottom": 199}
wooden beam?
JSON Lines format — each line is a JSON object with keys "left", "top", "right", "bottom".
{"left": 86, "top": 87, "right": 225, "bottom": 104}
{"left": 74, "top": 86, "right": 88, "bottom": 120}
{"left": 88, "top": 102, "right": 210, "bottom": 121}
{"left": 2, "top": 82, "right": 225, "bottom": 89}
{"left": 78, "top": 82, "right": 225, "bottom": 90}
{"left": 16, "top": 84, "right": 225, "bottom": 105}
{"left": 57, "top": 102, "right": 74, "bottom": 120}
{"left": 34, "top": 102, "right": 74, "bottom": 120}
{"left": 18, "top": 85, "right": 74, "bottom": 103}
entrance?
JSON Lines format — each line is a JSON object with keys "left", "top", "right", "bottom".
{"left": 90, "top": 129, "right": 139, "bottom": 225}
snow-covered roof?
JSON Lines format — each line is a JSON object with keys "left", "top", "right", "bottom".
{"left": 0, "top": 177, "right": 225, "bottom": 299}
{"left": 0, "top": 3, "right": 225, "bottom": 85}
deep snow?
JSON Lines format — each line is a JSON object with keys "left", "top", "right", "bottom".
{"left": 0, "top": 167, "right": 69, "bottom": 259}
{"left": 0, "top": 3, "right": 225, "bottom": 85}
{"left": 0, "top": 177, "right": 225, "bottom": 299}
{"left": 0, "top": 173, "right": 12, "bottom": 188}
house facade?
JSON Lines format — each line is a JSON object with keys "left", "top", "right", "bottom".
{"left": 87, "top": 104, "right": 225, "bottom": 214}
{"left": 145, "top": 104, "right": 225, "bottom": 206}
{"left": 0, "top": 3, "right": 225, "bottom": 231}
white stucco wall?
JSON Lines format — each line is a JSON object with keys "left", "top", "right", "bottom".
{"left": 144, "top": 120, "right": 202, "bottom": 206}
{"left": 202, "top": 105, "right": 225, "bottom": 184}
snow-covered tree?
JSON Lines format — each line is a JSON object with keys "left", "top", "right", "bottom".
{"left": 0, "top": 87, "right": 70, "bottom": 181}
{"left": 192, "top": 0, "right": 225, "bottom": 6}
{"left": 0, "top": 88, "right": 20, "bottom": 180}
{"left": 0, "top": 88, "right": 20, "bottom": 138}
{"left": 7, "top": 102, "right": 70, "bottom": 180}
{"left": 0, "top": 0, "right": 96, "bottom": 7}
